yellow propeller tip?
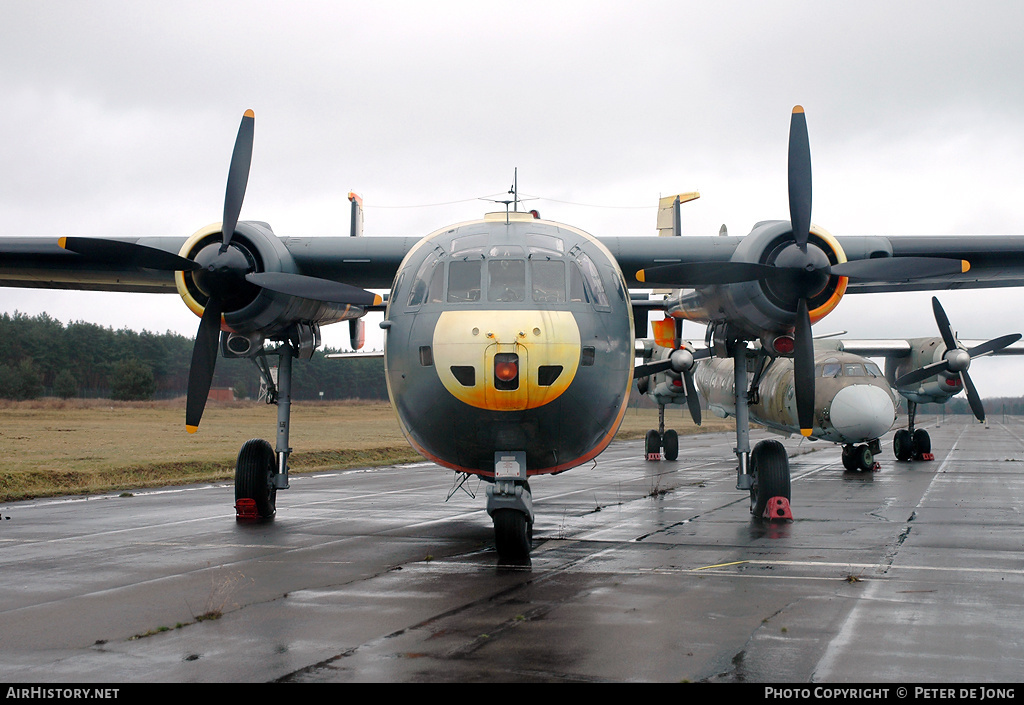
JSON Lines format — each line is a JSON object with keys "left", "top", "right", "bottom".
{"left": 800, "top": 428, "right": 813, "bottom": 437}
{"left": 793, "top": 105, "right": 805, "bottom": 114}
{"left": 58, "top": 237, "right": 67, "bottom": 249}
{"left": 186, "top": 425, "right": 199, "bottom": 434}
{"left": 636, "top": 270, "right": 646, "bottom": 283}
{"left": 373, "top": 294, "right": 383, "bottom": 306}
{"left": 962, "top": 260, "right": 971, "bottom": 273}
{"left": 243, "top": 109, "right": 255, "bottom": 118}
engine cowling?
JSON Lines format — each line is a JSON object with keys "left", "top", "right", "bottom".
{"left": 892, "top": 337, "right": 964, "bottom": 404}
{"left": 175, "top": 221, "right": 361, "bottom": 340}
{"left": 665, "top": 220, "right": 848, "bottom": 343}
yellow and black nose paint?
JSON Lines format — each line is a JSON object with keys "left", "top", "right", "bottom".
{"left": 432, "top": 310, "right": 581, "bottom": 411}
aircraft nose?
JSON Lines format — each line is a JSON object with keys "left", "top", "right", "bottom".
{"left": 829, "top": 384, "right": 896, "bottom": 441}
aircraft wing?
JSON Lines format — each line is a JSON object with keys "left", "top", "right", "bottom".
{"left": 0, "top": 235, "right": 419, "bottom": 293}
{"left": 604, "top": 234, "right": 1024, "bottom": 291}
{"left": 4, "top": 232, "right": 1024, "bottom": 295}
{"left": 836, "top": 235, "right": 1024, "bottom": 293}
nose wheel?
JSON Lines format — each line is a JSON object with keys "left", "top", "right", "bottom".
{"left": 486, "top": 470, "right": 535, "bottom": 562}
{"left": 841, "top": 443, "right": 879, "bottom": 472}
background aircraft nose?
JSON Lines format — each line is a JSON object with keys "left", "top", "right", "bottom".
{"left": 829, "top": 384, "right": 896, "bottom": 441}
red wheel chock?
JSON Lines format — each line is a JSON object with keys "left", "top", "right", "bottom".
{"left": 762, "top": 496, "right": 793, "bottom": 521}
{"left": 646, "top": 452, "right": 662, "bottom": 461}
{"left": 235, "top": 498, "right": 259, "bottom": 520}
{"left": 920, "top": 453, "right": 934, "bottom": 461}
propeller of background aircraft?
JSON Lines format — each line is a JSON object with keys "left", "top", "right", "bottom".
{"left": 59, "top": 110, "right": 381, "bottom": 432}
{"left": 894, "top": 297, "right": 1021, "bottom": 421}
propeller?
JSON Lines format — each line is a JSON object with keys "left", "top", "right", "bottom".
{"left": 634, "top": 316, "right": 711, "bottom": 426}
{"left": 893, "top": 297, "right": 1021, "bottom": 421}
{"left": 635, "top": 107, "right": 970, "bottom": 437}
{"left": 59, "top": 110, "right": 382, "bottom": 433}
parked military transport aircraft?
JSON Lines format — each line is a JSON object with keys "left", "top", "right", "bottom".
{"left": 4, "top": 106, "right": 1024, "bottom": 559}
{"left": 637, "top": 298, "right": 1021, "bottom": 492}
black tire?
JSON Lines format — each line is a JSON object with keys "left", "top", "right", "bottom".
{"left": 236, "top": 438, "right": 277, "bottom": 519}
{"left": 663, "top": 429, "right": 679, "bottom": 461}
{"left": 856, "top": 444, "right": 874, "bottom": 472}
{"left": 645, "top": 429, "right": 661, "bottom": 458}
{"left": 749, "top": 440, "right": 791, "bottom": 517}
{"left": 493, "top": 509, "right": 531, "bottom": 560}
{"left": 841, "top": 445, "right": 858, "bottom": 471}
{"left": 912, "top": 428, "right": 931, "bottom": 457}
{"left": 894, "top": 429, "right": 913, "bottom": 461}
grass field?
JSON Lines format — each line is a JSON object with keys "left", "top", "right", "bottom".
{"left": 0, "top": 398, "right": 735, "bottom": 502}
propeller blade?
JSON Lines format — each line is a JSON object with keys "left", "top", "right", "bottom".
{"left": 633, "top": 358, "right": 672, "bottom": 379}
{"left": 683, "top": 369, "right": 702, "bottom": 426}
{"left": 894, "top": 360, "right": 950, "bottom": 388}
{"left": 961, "top": 370, "right": 986, "bottom": 422}
{"left": 221, "top": 110, "right": 255, "bottom": 251}
{"left": 966, "top": 333, "right": 1022, "bottom": 359}
{"left": 245, "top": 272, "right": 382, "bottom": 307}
{"left": 794, "top": 297, "right": 815, "bottom": 436}
{"left": 59, "top": 237, "right": 200, "bottom": 271}
{"left": 931, "top": 297, "right": 959, "bottom": 353}
{"left": 830, "top": 257, "right": 969, "bottom": 281}
{"left": 787, "top": 106, "right": 812, "bottom": 251}
{"left": 636, "top": 261, "right": 776, "bottom": 286}
{"left": 185, "top": 297, "right": 223, "bottom": 433}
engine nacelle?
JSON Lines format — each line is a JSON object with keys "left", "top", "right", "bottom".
{"left": 892, "top": 336, "right": 963, "bottom": 404}
{"left": 665, "top": 220, "right": 848, "bottom": 342}
{"left": 175, "top": 221, "right": 363, "bottom": 341}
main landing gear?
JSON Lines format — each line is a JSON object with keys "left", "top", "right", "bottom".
{"left": 728, "top": 341, "right": 792, "bottom": 521}
{"left": 644, "top": 405, "right": 679, "bottom": 460}
{"left": 233, "top": 333, "right": 307, "bottom": 521}
{"left": 893, "top": 400, "right": 933, "bottom": 462}
{"left": 841, "top": 439, "right": 881, "bottom": 472}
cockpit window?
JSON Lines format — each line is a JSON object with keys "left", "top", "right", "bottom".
{"left": 844, "top": 363, "right": 866, "bottom": 377}
{"left": 532, "top": 260, "right": 566, "bottom": 303}
{"left": 526, "top": 233, "right": 564, "bottom": 257}
{"left": 489, "top": 245, "right": 524, "bottom": 257}
{"left": 488, "top": 259, "right": 526, "bottom": 302}
{"left": 818, "top": 360, "right": 842, "bottom": 377}
{"left": 450, "top": 233, "right": 489, "bottom": 257}
{"left": 865, "top": 362, "right": 882, "bottom": 377}
{"left": 408, "top": 250, "right": 444, "bottom": 307}
{"left": 448, "top": 260, "right": 482, "bottom": 302}
{"left": 576, "top": 253, "right": 609, "bottom": 307}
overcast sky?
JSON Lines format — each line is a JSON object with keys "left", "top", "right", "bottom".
{"left": 3, "top": 1, "right": 1024, "bottom": 396}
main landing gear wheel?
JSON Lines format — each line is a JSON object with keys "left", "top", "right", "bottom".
{"left": 842, "top": 444, "right": 874, "bottom": 472}
{"left": 236, "top": 438, "right": 277, "bottom": 520}
{"left": 912, "top": 428, "right": 931, "bottom": 459}
{"left": 644, "top": 429, "right": 679, "bottom": 460}
{"left": 749, "top": 439, "right": 792, "bottom": 519}
{"left": 493, "top": 509, "right": 532, "bottom": 561}
{"left": 663, "top": 429, "right": 679, "bottom": 461}
{"left": 893, "top": 429, "right": 913, "bottom": 461}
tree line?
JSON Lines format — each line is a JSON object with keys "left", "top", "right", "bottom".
{"left": 0, "top": 312, "right": 387, "bottom": 401}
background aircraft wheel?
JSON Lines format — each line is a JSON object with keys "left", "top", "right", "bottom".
{"left": 749, "top": 440, "right": 791, "bottom": 517}
{"left": 894, "top": 429, "right": 913, "bottom": 461}
{"left": 912, "top": 429, "right": 931, "bottom": 458}
{"left": 236, "top": 438, "right": 277, "bottom": 519}
{"left": 663, "top": 429, "right": 679, "bottom": 460}
{"left": 645, "top": 430, "right": 661, "bottom": 458}
{"left": 841, "top": 445, "right": 859, "bottom": 471}
{"left": 493, "top": 508, "right": 531, "bottom": 560}
{"left": 855, "top": 444, "right": 874, "bottom": 472}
